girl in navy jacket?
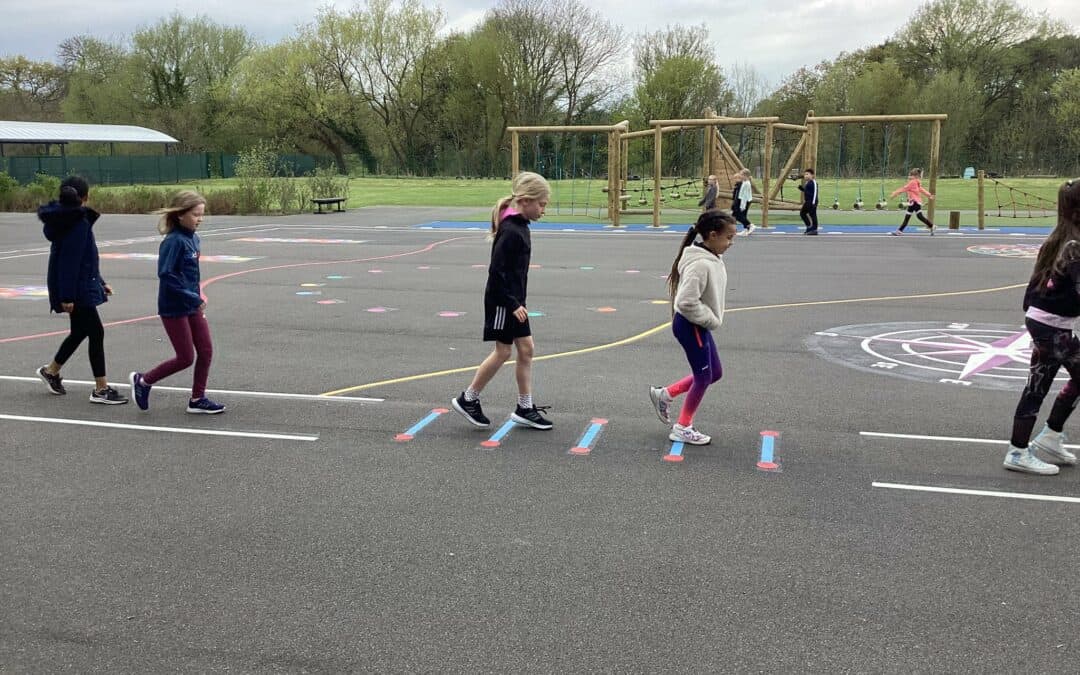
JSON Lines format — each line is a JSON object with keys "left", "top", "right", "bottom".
{"left": 129, "top": 191, "right": 224, "bottom": 414}
{"left": 36, "top": 176, "right": 128, "bottom": 404}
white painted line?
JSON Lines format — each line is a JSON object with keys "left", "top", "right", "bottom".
{"left": 860, "top": 430, "right": 1080, "bottom": 449}
{"left": 0, "top": 413, "right": 318, "bottom": 441}
{"left": 872, "top": 481, "right": 1080, "bottom": 504}
{"left": 1, "top": 376, "right": 383, "bottom": 402}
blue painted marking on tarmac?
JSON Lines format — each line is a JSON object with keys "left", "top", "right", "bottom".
{"left": 576, "top": 422, "right": 603, "bottom": 449}
{"left": 487, "top": 419, "right": 516, "bottom": 443}
{"left": 759, "top": 435, "right": 775, "bottom": 464}
{"left": 668, "top": 441, "right": 684, "bottom": 457}
{"left": 404, "top": 411, "right": 442, "bottom": 436}
{"left": 413, "top": 221, "right": 1054, "bottom": 235}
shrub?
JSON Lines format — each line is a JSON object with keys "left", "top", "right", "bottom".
{"left": 235, "top": 142, "right": 279, "bottom": 214}
{"left": 0, "top": 171, "right": 18, "bottom": 211}
{"left": 308, "top": 165, "right": 349, "bottom": 199}
{"left": 204, "top": 189, "right": 242, "bottom": 216}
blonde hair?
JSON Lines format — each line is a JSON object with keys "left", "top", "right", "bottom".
{"left": 154, "top": 190, "right": 206, "bottom": 235}
{"left": 738, "top": 168, "right": 751, "bottom": 178}
{"left": 490, "top": 171, "right": 551, "bottom": 236}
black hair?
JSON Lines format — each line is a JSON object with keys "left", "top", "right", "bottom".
{"left": 804, "top": 168, "right": 815, "bottom": 176}
{"left": 667, "top": 209, "right": 737, "bottom": 300}
{"left": 58, "top": 175, "right": 90, "bottom": 207}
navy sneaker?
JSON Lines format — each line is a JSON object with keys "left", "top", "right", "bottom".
{"left": 511, "top": 405, "right": 553, "bottom": 430}
{"left": 37, "top": 365, "right": 65, "bottom": 395}
{"left": 187, "top": 397, "right": 226, "bottom": 414}
{"left": 129, "top": 371, "right": 151, "bottom": 411}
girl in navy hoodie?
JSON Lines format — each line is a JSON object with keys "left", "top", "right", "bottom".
{"left": 129, "top": 191, "right": 224, "bottom": 414}
{"left": 36, "top": 176, "right": 128, "bottom": 404}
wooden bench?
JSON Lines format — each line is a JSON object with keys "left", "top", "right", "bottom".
{"left": 312, "top": 197, "right": 346, "bottom": 214}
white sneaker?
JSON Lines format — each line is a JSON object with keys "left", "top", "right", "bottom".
{"left": 669, "top": 423, "right": 711, "bottom": 445}
{"left": 1030, "top": 426, "right": 1077, "bottom": 465}
{"left": 649, "top": 386, "right": 672, "bottom": 424}
{"left": 1003, "top": 445, "right": 1060, "bottom": 475}
{"left": 746, "top": 223, "right": 756, "bottom": 235}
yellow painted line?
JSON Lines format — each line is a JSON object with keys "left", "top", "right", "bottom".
{"left": 321, "top": 282, "right": 1026, "bottom": 396}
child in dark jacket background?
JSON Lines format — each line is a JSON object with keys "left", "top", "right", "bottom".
{"left": 129, "top": 190, "right": 225, "bottom": 414}
{"left": 36, "top": 176, "right": 128, "bottom": 404}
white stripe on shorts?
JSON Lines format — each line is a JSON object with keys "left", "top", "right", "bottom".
{"left": 494, "top": 306, "right": 505, "bottom": 330}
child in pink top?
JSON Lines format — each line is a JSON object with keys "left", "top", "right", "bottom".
{"left": 889, "top": 168, "right": 935, "bottom": 235}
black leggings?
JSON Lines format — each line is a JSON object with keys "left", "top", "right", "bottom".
{"left": 53, "top": 305, "right": 106, "bottom": 378}
{"left": 800, "top": 204, "right": 818, "bottom": 231}
{"left": 1011, "top": 318, "right": 1080, "bottom": 447}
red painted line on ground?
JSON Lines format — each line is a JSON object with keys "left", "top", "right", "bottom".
{"left": 0, "top": 236, "right": 470, "bottom": 344}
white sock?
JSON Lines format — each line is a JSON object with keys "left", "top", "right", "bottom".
{"left": 464, "top": 388, "right": 479, "bottom": 402}
{"left": 519, "top": 394, "right": 532, "bottom": 409}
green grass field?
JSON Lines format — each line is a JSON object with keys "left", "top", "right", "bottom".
{"left": 95, "top": 175, "right": 1064, "bottom": 226}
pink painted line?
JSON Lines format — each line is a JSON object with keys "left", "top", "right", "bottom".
{"left": 0, "top": 236, "right": 470, "bottom": 345}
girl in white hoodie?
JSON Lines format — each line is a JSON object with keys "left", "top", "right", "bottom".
{"left": 649, "top": 210, "right": 737, "bottom": 445}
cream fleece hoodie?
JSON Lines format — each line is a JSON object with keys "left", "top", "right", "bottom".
{"left": 673, "top": 243, "right": 727, "bottom": 331}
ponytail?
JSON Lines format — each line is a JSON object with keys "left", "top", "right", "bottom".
{"left": 490, "top": 195, "right": 514, "bottom": 237}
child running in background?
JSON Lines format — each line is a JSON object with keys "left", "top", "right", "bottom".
{"left": 889, "top": 168, "right": 935, "bottom": 235}
{"left": 731, "top": 168, "right": 756, "bottom": 235}
{"left": 1003, "top": 178, "right": 1080, "bottom": 475}
{"left": 129, "top": 191, "right": 225, "bottom": 414}
{"left": 36, "top": 176, "right": 128, "bottom": 404}
{"left": 452, "top": 171, "right": 553, "bottom": 431}
{"left": 649, "top": 210, "right": 737, "bottom": 445}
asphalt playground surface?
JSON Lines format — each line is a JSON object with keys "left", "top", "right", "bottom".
{"left": 2, "top": 207, "right": 1078, "bottom": 672}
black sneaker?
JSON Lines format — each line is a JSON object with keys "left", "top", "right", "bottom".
{"left": 37, "top": 365, "right": 65, "bottom": 395}
{"left": 451, "top": 393, "right": 490, "bottom": 428}
{"left": 89, "top": 386, "right": 129, "bottom": 405}
{"left": 511, "top": 405, "right": 553, "bottom": 430}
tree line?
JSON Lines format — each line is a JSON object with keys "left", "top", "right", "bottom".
{"left": 2, "top": 0, "right": 1078, "bottom": 177}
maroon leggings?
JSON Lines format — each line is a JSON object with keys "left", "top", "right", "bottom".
{"left": 144, "top": 312, "right": 213, "bottom": 398}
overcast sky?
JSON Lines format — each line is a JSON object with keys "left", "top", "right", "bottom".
{"left": 5, "top": 0, "right": 1079, "bottom": 87}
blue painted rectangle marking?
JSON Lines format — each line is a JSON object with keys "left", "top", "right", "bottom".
{"left": 488, "top": 419, "right": 516, "bottom": 443}
{"left": 405, "top": 411, "right": 442, "bottom": 436}
{"left": 576, "top": 423, "right": 603, "bottom": 448}
{"left": 759, "top": 435, "right": 774, "bottom": 464}
{"left": 668, "top": 441, "right": 684, "bottom": 457}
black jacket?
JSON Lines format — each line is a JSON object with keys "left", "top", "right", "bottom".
{"left": 485, "top": 214, "right": 531, "bottom": 310}
{"left": 1024, "top": 262, "right": 1080, "bottom": 317}
{"left": 797, "top": 179, "right": 818, "bottom": 206}
{"left": 39, "top": 201, "right": 106, "bottom": 313}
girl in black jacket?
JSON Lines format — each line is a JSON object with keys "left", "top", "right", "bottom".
{"left": 36, "top": 176, "right": 127, "bottom": 404}
{"left": 452, "top": 171, "right": 553, "bottom": 431}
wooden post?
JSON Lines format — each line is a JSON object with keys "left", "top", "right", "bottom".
{"left": 511, "top": 131, "right": 519, "bottom": 178}
{"left": 609, "top": 129, "right": 621, "bottom": 227}
{"left": 653, "top": 124, "right": 662, "bottom": 228}
{"left": 763, "top": 122, "right": 774, "bottom": 229}
{"left": 928, "top": 119, "right": 941, "bottom": 224}
{"left": 977, "top": 169, "right": 985, "bottom": 230}
{"left": 949, "top": 210, "right": 961, "bottom": 230}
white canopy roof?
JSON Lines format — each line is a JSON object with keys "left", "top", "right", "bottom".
{"left": 0, "top": 121, "right": 178, "bottom": 144}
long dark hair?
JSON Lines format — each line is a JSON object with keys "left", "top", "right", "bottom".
{"left": 1030, "top": 179, "right": 1080, "bottom": 289}
{"left": 58, "top": 175, "right": 89, "bottom": 207}
{"left": 667, "top": 209, "right": 736, "bottom": 300}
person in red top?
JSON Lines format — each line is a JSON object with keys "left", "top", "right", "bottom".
{"left": 888, "top": 168, "right": 935, "bottom": 235}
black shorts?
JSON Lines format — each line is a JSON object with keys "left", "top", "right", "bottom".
{"left": 906, "top": 202, "right": 922, "bottom": 214}
{"left": 483, "top": 303, "right": 531, "bottom": 344}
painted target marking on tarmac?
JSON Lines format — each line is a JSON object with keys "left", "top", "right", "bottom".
{"left": 806, "top": 321, "right": 1066, "bottom": 392}
{"left": 966, "top": 243, "right": 1041, "bottom": 258}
